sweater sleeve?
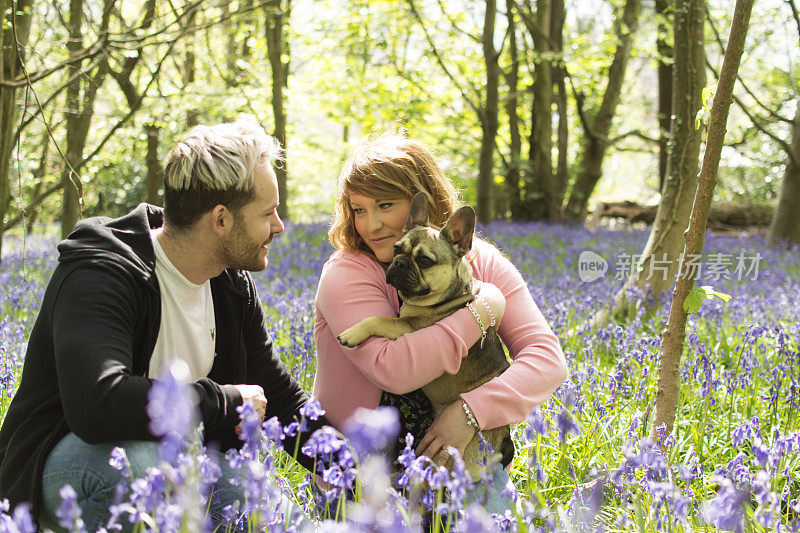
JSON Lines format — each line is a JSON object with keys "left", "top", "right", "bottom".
{"left": 316, "top": 254, "right": 484, "bottom": 394}
{"left": 460, "top": 246, "right": 568, "bottom": 430}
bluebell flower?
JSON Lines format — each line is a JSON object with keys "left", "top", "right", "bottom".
{"left": 524, "top": 407, "right": 549, "bottom": 441}
{"left": 556, "top": 406, "right": 581, "bottom": 442}
{"left": 147, "top": 361, "right": 199, "bottom": 464}
{"left": 703, "top": 477, "right": 749, "bottom": 533}
{"left": 55, "top": 485, "right": 86, "bottom": 532}
{"left": 342, "top": 406, "right": 400, "bottom": 456}
{"left": 109, "top": 446, "right": 131, "bottom": 478}
{"left": 299, "top": 398, "right": 325, "bottom": 420}
{"left": 0, "top": 501, "right": 36, "bottom": 533}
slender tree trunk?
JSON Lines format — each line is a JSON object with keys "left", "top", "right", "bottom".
{"left": 145, "top": 123, "right": 161, "bottom": 205}
{"left": 477, "top": 0, "right": 499, "bottom": 223}
{"left": 61, "top": 0, "right": 84, "bottom": 238}
{"left": 769, "top": 104, "right": 800, "bottom": 243}
{"left": 60, "top": 0, "right": 109, "bottom": 238}
{"left": 505, "top": 0, "right": 523, "bottom": 219}
{"left": 652, "top": 0, "right": 753, "bottom": 439}
{"left": 266, "top": 0, "right": 289, "bottom": 219}
{"left": 656, "top": 0, "right": 673, "bottom": 193}
{"left": 184, "top": 7, "right": 198, "bottom": 128}
{"left": 587, "top": 0, "right": 705, "bottom": 329}
{"left": 0, "top": 0, "right": 32, "bottom": 260}
{"left": 564, "top": 0, "right": 641, "bottom": 221}
{"left": 525, "top": 0, "right": 553, "bottom": 221}
{"left": 552, "top": 0, "right": 568, "bottom": 206}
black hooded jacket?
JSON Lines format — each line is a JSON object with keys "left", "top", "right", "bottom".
{"left": 0, "top": 204, "right": 328, "bottom": 515}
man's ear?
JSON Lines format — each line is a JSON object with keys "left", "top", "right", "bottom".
{"left": 403, "top": 192, "right": 430, "bottom": 232}
{"left": 441, "top": 206, "right": 475, "bottom": 256}
{"left": 210, "top": 205, "right": 232, "bottom": 236}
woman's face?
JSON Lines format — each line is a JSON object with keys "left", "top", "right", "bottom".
{"left": 349, "top": 193, "right": 411, "bottom": 263}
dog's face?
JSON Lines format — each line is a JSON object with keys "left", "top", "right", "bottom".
{"left": 386, "top": 192, "right": 475, "bottom": 306}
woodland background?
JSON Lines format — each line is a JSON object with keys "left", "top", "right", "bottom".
{"left": 1, "top": 0, "right": 799, "bottom": 253}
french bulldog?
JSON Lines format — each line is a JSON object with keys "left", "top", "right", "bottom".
{"left": 337, "top": 192, "right": 513, "bottom": 481}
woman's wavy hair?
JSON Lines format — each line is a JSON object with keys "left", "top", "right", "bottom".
{"left": 329, "top": 135, "right": 460, "bottom": 261}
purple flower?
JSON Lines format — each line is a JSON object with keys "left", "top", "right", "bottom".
{"left": 55, "top": 485, "right": 86, "bottom": 532}
{"left": 109, "top": 447, "right": 131, "bottom": 478}
{"left": 703, "top": 478, "right": 749, "bottom": 533}
{"left": 524, "top": 407, "right": 549, "bottom": 441}
{"left": 342, "top": 406, "right": 400, "bottom": 455}
{"left": 0, "top": 501, "right": 36, "bottom": 533}
{"left": 147, "top": 361, "right": 199, "bottom": 464}
{"left": 556, "top": 407, "right": 581, "bottom": 442}
{"left": 299, "top": 398, "right": 326, "bottom": 420}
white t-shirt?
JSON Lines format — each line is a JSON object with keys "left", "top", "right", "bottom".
{"left": 148, "top": 230, "right": 216, "bottom": 381}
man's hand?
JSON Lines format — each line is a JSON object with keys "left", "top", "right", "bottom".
{"left": 233, "top": 384, "right": 267, "bottom": 421}
{"left": 416, "top": 400, "right": 476, "bottom": 466}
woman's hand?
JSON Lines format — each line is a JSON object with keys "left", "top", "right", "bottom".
{"left": 416, "top": 400, "right": 476, "bottom": 465}
{"left": 474, "top": 281, "right": 506, "bottom": 329}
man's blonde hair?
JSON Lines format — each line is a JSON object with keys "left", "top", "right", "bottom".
{"left": 329, "top": 135, "right": 459, "bottom": 261}
{"left": 162, "top": 121, "right": 283, "bottom": 228}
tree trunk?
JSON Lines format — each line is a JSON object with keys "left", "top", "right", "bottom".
{"left": 552, "top": 0, "right": 568, "bottom": 207}
{"left": 266, "top": 0, "right": 289, "bottom": 220}
{"left": 184, "top": 7, "right": 198, "bottom": 128}
{"left": 564, "top": 0, "right": 641, "bottom": 221}
{"left": 652, "top": 0, "right": 753, "bottom": 439}
{"left": 145, "top": 123, "right": 161, "bottom": 205}
{"left": 504, "top": 0, "right": 523, "bottom": 219}
{"left": 524, "top": 0, "right": 553, "bottom": 221}
{"left": 769, "top": 103, "right": 800, "bottom": 244}
{"left": 0, "top": 0, "right": 33, "bottom": 260}
{"left": 61, "top": 0, "right": 85, "bottom": 238}
{"left": 60, "top": 0, "right": 109, "bottom": 238}
{"left": 656, "top": 0, "right": 673, "bottom": 193}
{"left": 591, "top": 0, "right": 706, "bottom": 327}
{"left": 477, "top": 0, "right": 499, "bottom": 223}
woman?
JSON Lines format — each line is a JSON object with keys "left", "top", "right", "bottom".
{"left": 313, "top": 135, "right": 567, "bottom": 511}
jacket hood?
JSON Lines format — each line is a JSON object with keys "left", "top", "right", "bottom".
{"left": 57, "top": 203, "right": 250, "bottom": 295}
{"left": 57, "top": 203, "right": 161, "bottom": 284}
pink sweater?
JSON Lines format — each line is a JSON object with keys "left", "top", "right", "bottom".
{"left": 313, "top": 239, "right": 568, "bottom": 430}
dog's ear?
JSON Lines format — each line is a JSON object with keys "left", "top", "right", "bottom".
{"left": 441, "top": 206, "right": 475, "bottom": 256}
{"left": 404, "top": 192, "right": 430, "bottom": 232}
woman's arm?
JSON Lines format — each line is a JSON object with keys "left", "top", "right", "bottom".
{"left": 460, "top": 247, "right": 568, "bottom": 430}
{"left": 316, "top": 254, "right": 485, "bottom": 394}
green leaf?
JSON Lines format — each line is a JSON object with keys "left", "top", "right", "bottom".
{"left": 684, "top": 284, "right": 732, "bottom": 314}
{"left": 684, "top": 285, "right": 706, "bottom": 313}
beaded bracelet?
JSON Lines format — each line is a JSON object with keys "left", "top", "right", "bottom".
{"left": 462, "top": 400, "right": 480, "bottom": 431}
{"left": 465, "top": 302, "right": 486, "bottom": 347}
{"left": 477, "top": 297, "right": 497, "bottom": 328}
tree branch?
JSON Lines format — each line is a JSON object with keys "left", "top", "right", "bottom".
{"left": 404, "top": 0, "right": 479, "bottom": 114}
{"left": 705, "top": 5, "right": 791, "bottom": 124}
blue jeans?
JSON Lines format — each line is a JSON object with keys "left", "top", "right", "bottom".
{"left": 40, "top": 432, "right": 293, "bottom": 532}
{"left": 464, "top": 464, "right": 517, "bottom": 515}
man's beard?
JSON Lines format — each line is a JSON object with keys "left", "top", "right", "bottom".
{"left": 220, "top": 217, "right": 270, "bottom": 272}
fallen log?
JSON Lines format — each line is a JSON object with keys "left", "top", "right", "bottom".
{"left": 590, "top": 200, "right": 773, "bottom": 228}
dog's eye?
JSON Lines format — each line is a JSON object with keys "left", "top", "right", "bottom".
{"left": 417, "top": 256, "right": 434, "bottom": 268}
{"left": 393, "top": 244, "right": 402, "bottom": 256}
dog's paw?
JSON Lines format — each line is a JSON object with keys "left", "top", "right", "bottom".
{"left": 337, "top": 325, "right": 369, "bottom": 347}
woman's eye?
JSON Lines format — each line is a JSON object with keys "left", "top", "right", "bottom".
{"left": 379, "top": 202, "right": 393, "bottom": 209}
{"left": 352, "top": 208, "right": 365, "bottom": 214}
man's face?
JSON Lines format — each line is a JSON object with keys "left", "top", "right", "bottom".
{"left": 220, "top": 163, "right": 284, "bottom": 272}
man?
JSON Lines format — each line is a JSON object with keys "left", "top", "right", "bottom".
{"left": 0, "top": 121, "right": 329, "bottom": 529}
